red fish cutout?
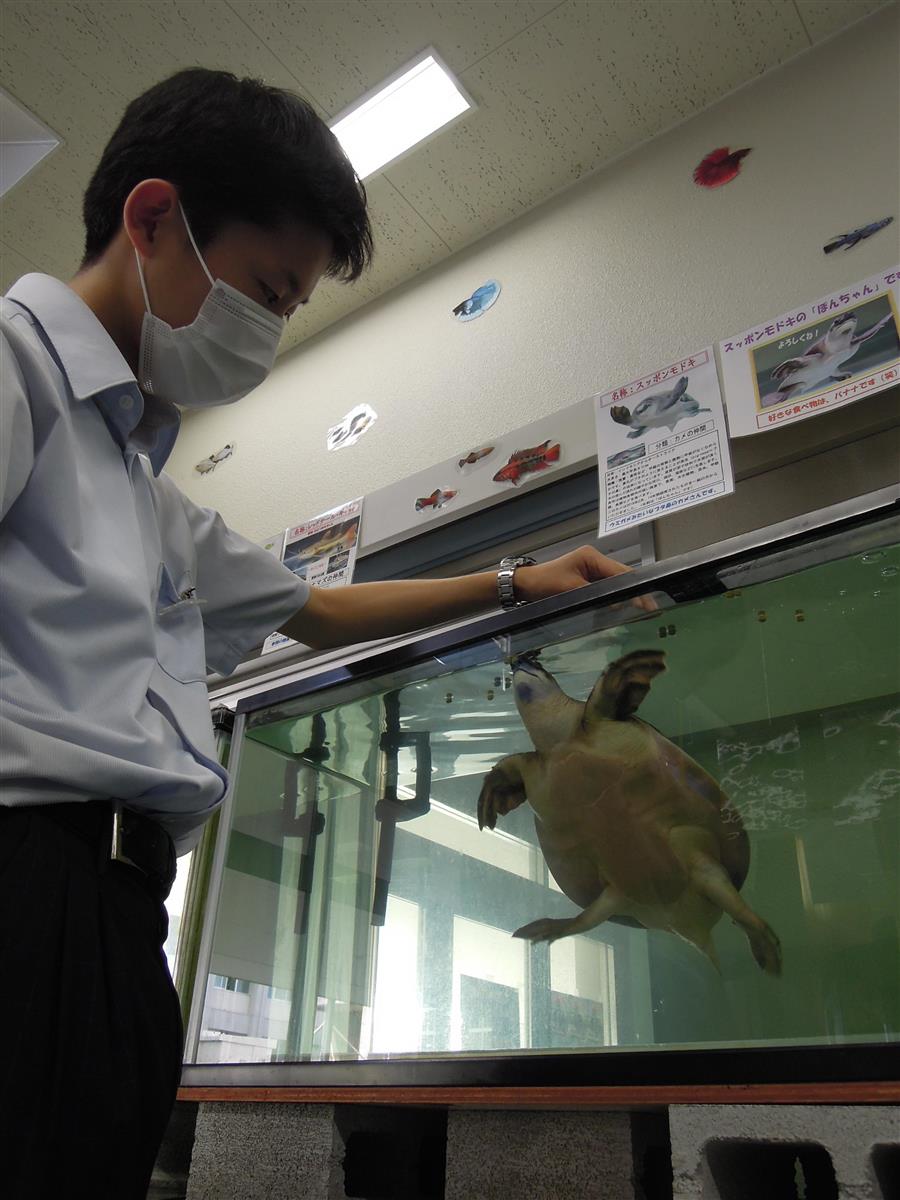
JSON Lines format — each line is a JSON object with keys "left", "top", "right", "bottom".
{"left": 415, "top": 488, "right": 457, "bottom": 512}
{"left": 493, "top": 440, "right": 561, "bottom": 486}
{"left": 693, "top": 146, "right": 751, "bottom": 188}
{"left": 458, "top": 445, "right": 495, "bottom": 468}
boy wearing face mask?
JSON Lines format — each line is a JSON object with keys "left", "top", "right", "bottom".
{"left": 0, "top": 69, "right": 639, "bottom": 1199}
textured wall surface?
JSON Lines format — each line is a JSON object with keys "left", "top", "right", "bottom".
{"left": 669, "top": 1103, "right": 900, "bottom": 1199}
{"left": 164, "top": 5, "right": 899, "bottom": 546}
{"left": 180, "top": 1101, "right": 900, "bottom": 1198}
{"left": 185, "top": 1102, "right": 338, "bottom": 1200}
{"left": 444, "top": 1108, "right": 637, "bottom": 1199}
{"left": 1, "top": 1, "right": 887, "bottom": 346}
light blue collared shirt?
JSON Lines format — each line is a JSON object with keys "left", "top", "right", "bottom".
{"left": 0, "top": 274, "right": 309, "bottom": 853}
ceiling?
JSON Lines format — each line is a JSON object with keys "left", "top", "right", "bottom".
{"left": 0, "top": 0, "right": 887, "bottom": 353}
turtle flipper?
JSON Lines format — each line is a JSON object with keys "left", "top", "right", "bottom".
{"left": 478, "top": 753, "right": 537, "bottom": 830}
{"left": 687, "top": 851, "right": 782, "bottom": 976}
{"left": 513, "top": 885, "right": 626, "bottom": 944}
{"left": 585, "top": 650, "right": 666, "bottom": 723}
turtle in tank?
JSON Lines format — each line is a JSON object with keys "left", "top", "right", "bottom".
{"left": 478, "top": 649, "right": 781, "bottom": 975}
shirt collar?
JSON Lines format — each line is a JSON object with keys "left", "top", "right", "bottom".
{"left": 5, "top": 273, "right": 180, "bottom": 474}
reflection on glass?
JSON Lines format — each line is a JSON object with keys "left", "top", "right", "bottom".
{"left": 197, "top": 539, "right": 900, "bottom": 1063}
{"left": 163, "top": 849, "right": 191, "bottom": 978}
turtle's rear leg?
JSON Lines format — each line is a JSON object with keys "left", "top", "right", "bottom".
{"left": 513, "top": 886, "right": 626, "bottom": 944}
{"left": 688, "top": 852, "right": 782, "bottom": 976}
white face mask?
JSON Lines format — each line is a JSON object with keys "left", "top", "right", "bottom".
{"left": 134, "top": 205, "right": 284, "bottom": 408}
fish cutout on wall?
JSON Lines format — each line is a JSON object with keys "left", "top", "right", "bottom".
{"left": 327, "top": 403, "right": 378, "bottom": 451}
{"left": 458, "top": 445, "right": 495, "bottom": 469}
{"left": 492, "top": 440, "right": 561, "bottom": 486}
{"left": 415, "top": 487, "right": 457, "bottom": 513}
{"left": 693, "top": 146, "right": 751, "bottom": 188}
{"left": 453, "top": 279, "right": 501, "bottom": 322}
{"left": 824, "top": 216, "right": 893, "bottom": 253}
{"left": 194, "top": 443, "right": 234, "bottom": 474}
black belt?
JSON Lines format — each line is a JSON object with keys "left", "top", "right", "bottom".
{"left": 31, "top": 800, "right": 176, "bottom": 896}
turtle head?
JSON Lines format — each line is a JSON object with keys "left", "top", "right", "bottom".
{"left": 831, "top": 311, "right": 856, "bottom": 333}
{"left": 510, "top": 654, "right": 581, "bottom": 750}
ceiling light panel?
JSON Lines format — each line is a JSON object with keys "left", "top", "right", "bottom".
{"left": 330, "top": 50, "right": 473, "bottom": 180}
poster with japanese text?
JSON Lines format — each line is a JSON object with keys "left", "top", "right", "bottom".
{"left": 593, "top": 348, "right": 734, "bottom": 536}
{"left": 261, "top": 497, "right": 363, "bottom": 655}
{"left": 719, "top": 266, "right": 900, "bottom": 437}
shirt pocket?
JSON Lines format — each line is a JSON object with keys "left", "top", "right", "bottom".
{"left": 154, "top": 561, "right": 208, "bottom": 684}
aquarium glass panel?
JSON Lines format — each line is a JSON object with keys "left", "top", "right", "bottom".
{"left": 197, "top": 535, "right": 899, "bottom": 1063}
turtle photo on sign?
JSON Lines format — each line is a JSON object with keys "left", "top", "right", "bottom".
{"left": 478, "top": 649, "right": 781, "bottom": 975}
{"left": 753, "top": 294, "right": 899, "bottom": 409}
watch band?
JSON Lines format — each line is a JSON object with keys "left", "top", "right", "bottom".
{"left": 497, "top": 555, "right": 537, "bottom": 610}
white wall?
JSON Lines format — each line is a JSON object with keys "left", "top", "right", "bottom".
{"left": 165, "top": 5, "right": 900, "bottom": 545}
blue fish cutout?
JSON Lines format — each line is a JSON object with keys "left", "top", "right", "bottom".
{"left": 824, "top": 216, "right": 893, "bottom": 253}
{"left": 453, "top": 279, "right": 501, "bottom": 321}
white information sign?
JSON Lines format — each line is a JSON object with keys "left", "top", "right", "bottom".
{"left": 261, "top": 497, "right": 363, "bottom": 655}
{"left": 719, "top": 266, "right": 900, "bottom": 437}
{"left": 594, "top": 347, "right": 734, "bottom": 536}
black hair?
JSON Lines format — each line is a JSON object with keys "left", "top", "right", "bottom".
{"left": 82, "top": 67, "right": 373, "bottom": 282}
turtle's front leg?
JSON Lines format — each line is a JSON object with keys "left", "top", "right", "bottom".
{"left": 477, "top": 753, "right": 538, "bottom": 830}
{"left": 513, "top": 886, "right": 625, "bottom": 944}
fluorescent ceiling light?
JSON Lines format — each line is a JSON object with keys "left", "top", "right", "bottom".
{"left": 331, "top": 51, "right": 472, "bottom": 180}
{"left": 0, "top": 88, "right": 60, "bottom": 197}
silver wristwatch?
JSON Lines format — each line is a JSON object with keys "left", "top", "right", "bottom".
{"left": 497, "top": 555, "right": 537, "bottom": 610}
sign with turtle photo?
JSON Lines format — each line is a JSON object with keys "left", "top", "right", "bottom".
{"left": 593, "top": 346, "right": 734, "bottom": 536}
{"left": 719, "top": 264, "right": 900, "bottom": 436}
{"left": 260, "top": 497, "right": 364, "bottom": 655}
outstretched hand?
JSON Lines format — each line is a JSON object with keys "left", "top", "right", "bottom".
{"left": 514, "top": 546, "right": 657, "bottom": 612}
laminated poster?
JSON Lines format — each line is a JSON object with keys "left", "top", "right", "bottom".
{"left": 261, "top": 497, "right": 363, "bottom": 655}
{"left": 719, "top": 266, "right": 900, "bottom": 437}
{"left": 594, "top": 348, "right": 734, "bottom": 537}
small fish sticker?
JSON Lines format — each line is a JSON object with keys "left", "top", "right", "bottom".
{"left": 492, "top": 440, "right": 561, "bottom": 486}
{"left": 693, "top": 146, "right": 751, "bottom": 188}
{"left": 194, "top": 443, "right": 234, "bottom": 474}
{"left": 415, "top": 487, "right": 457, "bottom": 513}
{"left": 453, "top": 279, "right": 501, "bottom": 322}
{"left": 824, "top": 216, "right": 893, "bottom": 253}
{"left": 327, "top": 403, "right": 377, "bottom": 451}
{"left": 458, "top": 445, "right": 495, "bottom": 469}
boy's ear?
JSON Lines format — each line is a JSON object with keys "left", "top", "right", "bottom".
{"left": 123, "top": 179, "right": 180, "bottom": 258}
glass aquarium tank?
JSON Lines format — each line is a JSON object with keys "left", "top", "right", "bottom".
{"left": 186, "top": 493, "right": 899, "bottom": 1087}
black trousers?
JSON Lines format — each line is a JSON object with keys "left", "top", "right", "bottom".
{"left": 0, "top": 804, "right": 183, "bottom": 1200}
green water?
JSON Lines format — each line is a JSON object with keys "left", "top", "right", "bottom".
{"left": 200, "top": 541, "right": 899, "bottom": 1064}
